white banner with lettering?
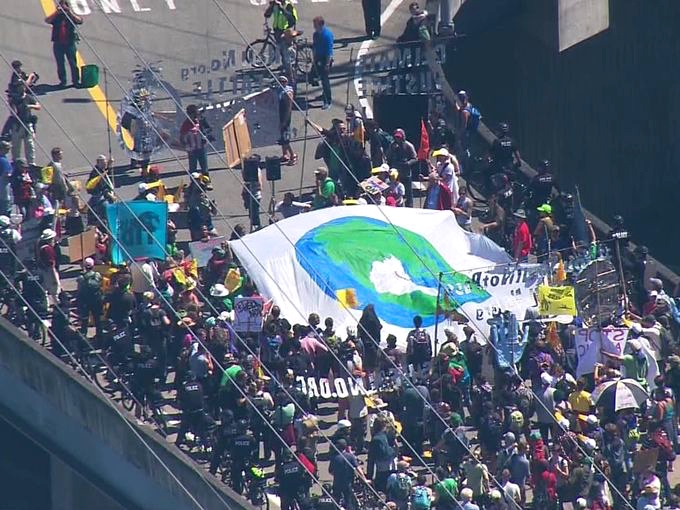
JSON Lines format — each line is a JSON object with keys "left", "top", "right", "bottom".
{"left": 575, "top": 327, "right": 628, "bottom": 377}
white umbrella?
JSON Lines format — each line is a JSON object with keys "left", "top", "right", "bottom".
{"left": 592, "top": 378, "right": 649, "bottom": 412}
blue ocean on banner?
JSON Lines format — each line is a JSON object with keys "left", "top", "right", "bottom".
{"left": 106, "top": 202, "right": 168, "bottom": 265}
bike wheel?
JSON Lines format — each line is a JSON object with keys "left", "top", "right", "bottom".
{"left": 295, "top": 45, "right": 314, "bottom": 76}
{"left": 121, "top": 389, "right": 135, "bottom": 411}
{"left": 246, "top": 39, "right": 278, "bottom": 68}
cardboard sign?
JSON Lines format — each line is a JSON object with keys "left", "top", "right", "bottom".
{"left": 188, "top": 236, "right": 227, "bottom": 267}
{"left": 68, "top": 227, "right": 97, "bottom": 263}
{"left": 233, "top": 296, "right": 264, "bottom": 332}
{"left": 633, "top": 448, "right": 658, "bottom": 474}
{"left": 575, "top": 328, "right": 628, "bottom": 376}
{"left": 295, "top": 376, "right": 366, "bottom": 399}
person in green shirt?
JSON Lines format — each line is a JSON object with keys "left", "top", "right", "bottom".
{"left": 602, "top": 338, "right": 648, "bottom": 387}
{"left": 312, "top": 167, "right": 336, "bottom": 209}
{"left": 432, "top": 466, "right": 459, "bottom": 510}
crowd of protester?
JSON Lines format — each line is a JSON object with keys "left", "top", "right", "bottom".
{"left": 2, "top": 2, "right": 680, "bottom": 510}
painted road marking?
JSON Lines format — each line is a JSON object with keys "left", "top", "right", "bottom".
{"left": 354, "top": 0, "right": 405, "bottom": 118}
{"left": 40, "top": 0, "right": 133, "bottom": 148}
{"left": 65, "top": 0, "right": 176, "bottom": 15}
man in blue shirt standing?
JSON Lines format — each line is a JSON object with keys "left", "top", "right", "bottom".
{"left": 311, "top": 16, "right": 334, "bottom": 110}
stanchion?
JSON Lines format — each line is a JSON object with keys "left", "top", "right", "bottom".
{"left": 433, "top": 271, "right": 443, "bottom": 356}
{"left": 103, "top": 67, "right": 114, "bottom": 188}
{"left": 298, "top": 77, "right": 310, "bottom": 198}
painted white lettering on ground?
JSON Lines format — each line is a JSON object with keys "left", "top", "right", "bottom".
{"left": 69, "top": 0, "right": 92, "bottom": 15}
{"left": 129, "top": 0, "right": 151, "bottom": 11}
{"left": 100, "top": 0, "right": 122, "bottom": 13}
{"left": 164, "top": 0, "right": 176, "bottom": 8}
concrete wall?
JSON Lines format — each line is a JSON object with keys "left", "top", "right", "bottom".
{"left": 447, "top": 0, "right": 680, "bottom": 270}
{"left": 0, "top": 318, "right": 248, "bottom": 510}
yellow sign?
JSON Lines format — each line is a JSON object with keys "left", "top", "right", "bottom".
{"left": 336, "top": 288, "right": 358, "bottom": 309}
{"left": 537, "top": 285, "right": 577, "bottom": 316}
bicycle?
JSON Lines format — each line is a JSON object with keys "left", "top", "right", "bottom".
{"left": 246, "top": 22, "right": 314, "bottom": 77}
{"left": 245, "top": 466, "right": 270, "bottom": 510}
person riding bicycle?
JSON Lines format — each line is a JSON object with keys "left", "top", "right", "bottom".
{"left": 76, "top": 257, "right": 103, "bottom": 337}
{"left": 312, "top": 483, "right": 336, "bottom": 510}
{"left": 176, "top": 371, "right": 210, "bottom": 446}
{"left": 228, "top": 419, "right": 258, "bottom": 494}
{"left": 264, "top": 0, "right": 298, "bottom": 79}
{"left": 209, "top": 408, "right": 239, "bottom": 476}
{"left": 276, "top": 448, "right": 312, "bottom": 510}
{"left": 102, "top": 319, "right": 133, "bottom": 369}
{"left": 490, "top": 122, "right": 521, "bottom": 175}
{"left": 0, "top": 215, "right": 20, "bottom": 277}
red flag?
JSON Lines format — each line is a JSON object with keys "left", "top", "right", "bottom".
{"left": 417, "top": 118, "right": 430, "bottom": 161}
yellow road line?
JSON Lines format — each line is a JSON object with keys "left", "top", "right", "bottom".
{"left": 38, "top": 0, "right": 133, "bottom": 148}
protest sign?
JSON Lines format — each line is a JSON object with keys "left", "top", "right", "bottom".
{"left": 633, "top": 448, "right": 658, "bottom": 474}
{"left": 189, "top": 236, "right": 227, "bottom": 267}
{"left": 233, "top": 296, "right": 264, "bottom": 332}
{"left": 575, "top": 328, "right": 628, "bottom": 376}
{"left": 67, "top": 227, "right": 97, "bottom": 262}
{"left": 106, "top": 201, "right": 168, "bottom": 265}
{"left": 295, "top": 376, "right": 366, "bottom": 399}
{"left": 538, "top": 285, "right": 577, "bottom": 316}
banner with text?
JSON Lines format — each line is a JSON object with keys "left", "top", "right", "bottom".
{"left": 538, "top": 285, "right": 577, "bottom": 316}
{"left": 295, "top": 376, "right": 366, "bottom": 400}
{"left": 575, "top": 327, "right": 628, "bottom": 377}
{"left": 106, "top": 202, "right": 168, "bottom": 265}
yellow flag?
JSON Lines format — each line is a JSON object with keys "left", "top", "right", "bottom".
{"left": 224, "top": 267, "right": 242, "bottom": 294}
{"left": 186, "top": 258, "right": 198, "bottom": 279}
{"left": 537, "top": 284, "right": 577, "bottom": 316}
{"left": 336, "top": 288, "right": 358, "bottom": 308}
{"left": 173, "top": 267, "right": 187, "bottom": 286}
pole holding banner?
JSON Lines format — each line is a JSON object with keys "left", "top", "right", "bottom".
{"left": 433, "top": 271, "right": 443, "bottom": 356}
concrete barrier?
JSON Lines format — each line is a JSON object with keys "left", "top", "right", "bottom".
{"left": 0, "top": 317, "right": 248, "bottom": 510}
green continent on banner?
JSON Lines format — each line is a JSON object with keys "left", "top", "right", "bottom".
{"left": 295, "top": 216, "right": 490, "bottom": 328}
{"left": 106, "top": 201, "right": 168, "bottom": 265}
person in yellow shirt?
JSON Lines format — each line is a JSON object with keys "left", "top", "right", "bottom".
{"left": 568, "top": 377, "right": 593, "bottom": 415}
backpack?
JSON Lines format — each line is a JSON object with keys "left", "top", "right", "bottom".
{"left": 82, "top": 271, "right": 102, "bottom": 294}
{"left": 464, "top": 105, "right": 482, "bottom": 132}
{"left": 411, "top": 486, "right": 432, "bottom": 510}
{"left": 654, "top": 432, "right": 676, "bottom": 462}
{"left": 392, "top": 473, "right": 412, "bottom": 500}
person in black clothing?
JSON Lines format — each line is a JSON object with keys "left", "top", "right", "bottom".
{"left": 138, "top": 295, "right": 170, "bottom": 374}
{"left": 386, "top": 129, "right": 417, "bottom": 207}
{"left": 228, "top": 420, "right": 258, "bottom": 494}
{"left": 526, "top": 159, "right": 557, "bottom": 211}
{"left": 209, "top": 408, "right": 239, "bottom": 475}
{"left": 358, "top": 304, "right": 382, "bottom": 385}
{"left": 365, "top": 120, "right": 392, "bottom": 167}
{"left": 490, "top": 122, "right": 521, "bottom": 174}
{"left": 362, "top": 0, "right": 382, "bottom": 38}
{"left": 329, "top": 438, "right": 361, "bottom": 510}
{"left": 131, "top": 346, "right": 161, "bottom": 420}
{"left": 44, "top": 0, "right": 83, "bottom": 87}
{"left": 105, "top": 275, "right": 136, "bottom": 326}
{"left": 176, "top": 373, "right": 209, "bottom": 445}
{"left": 102, "top": 319, "right": 133, "bottom": 368}
{"left": 277, "top": 449, "right": 311, "bottom": 510}
{"left": 396, "top": 2, "right": 428, "bottom": 43}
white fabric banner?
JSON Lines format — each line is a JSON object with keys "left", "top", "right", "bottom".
{"left": 231, "top": 206, "right": 539, "bottom": 347}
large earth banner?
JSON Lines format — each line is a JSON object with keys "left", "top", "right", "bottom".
{"left": 231, "top": 206, "right": 539, "bottom": 346}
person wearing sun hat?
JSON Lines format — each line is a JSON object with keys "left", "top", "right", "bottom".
{"left": 36, "top": 227, "right": 61, "bottom": 304}
{"left": 511, "top": 208, "right": 532, "bottom": 262}
{"left": 431, "top": 147, "right": 459, "bottom": 203}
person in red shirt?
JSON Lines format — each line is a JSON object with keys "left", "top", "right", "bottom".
{"left": 36, "top": 228, "right": 60, "bottom": 305}
{"left": 45, "top": 1, "right": 83, "bottom": 87}
{"left": 180, "top": 104, "right": 211, "bottom": 178}
{"left": 512, "top": 209, "right": 532, "bottom": 262}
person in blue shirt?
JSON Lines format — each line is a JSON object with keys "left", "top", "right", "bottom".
{"left": 310, "top": 16, "right": 334, "bottom": 110}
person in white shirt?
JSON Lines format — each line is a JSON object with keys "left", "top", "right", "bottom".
{"left": 431, "top": 148, "right": 459, "bottom": 204}
{"left": 500, "top": 468, "right": 521, "bottom": 505}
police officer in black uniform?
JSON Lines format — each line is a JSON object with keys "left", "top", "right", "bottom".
{"left": 527, "top": 160, "right": 557, "bottom": 209}
{"left": 0, "top": 215, "right": 19, "bottom": 278}
{"left": 104, "top": 319, "right": 133, "bottom": 368}
{"left": 277, "top": 449, "right": 311, "bottom": 510}
{"left": 312, "top": 484, "right": 336, "bottom": 510}
{"left": 229, "top": 419, "right": 258, "bottom": 494}
{"left": 209, "top": 408, "right": 239, "bottom": 476}
{"left": 131, "top": 345, "right": 160, "bottom": 420}
{"left": 490, "top": 122, "right": 521, "bottom": 174}
{"left": 138, "top": 294, "right": 169, "bottom": 377}
{"left": 176, "top": 372, "right": 208, "bottom": 446}
{"left": 17, "top": 259, "right": 47, "bottom": 340}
